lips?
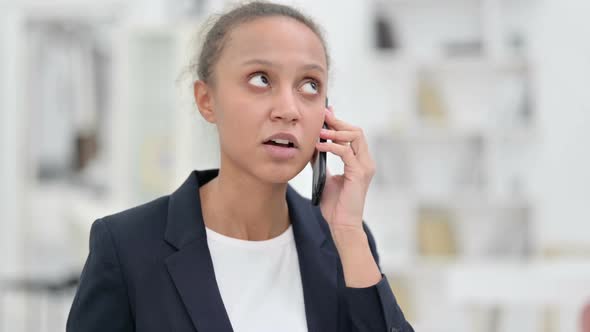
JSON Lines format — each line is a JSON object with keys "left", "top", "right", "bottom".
{"left": 262, "top": 132, "right": 299, "bottom": 148}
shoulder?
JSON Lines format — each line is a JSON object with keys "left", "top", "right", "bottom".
{"left": 96, "top": 195, "right": 171, "bottom": 251}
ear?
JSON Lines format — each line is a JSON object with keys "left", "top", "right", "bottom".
{"left": 193, "top": 80, "right": 216, "bottom": 123}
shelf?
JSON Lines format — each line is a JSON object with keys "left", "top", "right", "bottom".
{"left": 381, "top": 0, "right": 483, "bottom": 14}
{"left": 371, "top": 192, "right": 529, "bottom": 210}
{"left": 380, "top": 255, "right": 533, "bottom": 274}
{"left": 389, "top": 126, "right": 484, "bottom": 141}
{"left": 385, "top": 0, "right": 536, "bottom": 6}
{"left": 447, "top": 260, "right": 590, "bottom": 305}
{"left": 19, "top": 1, "right": 125, "bottom": 21}
{"left": 425, "top": 57, "right": 528, "bottom": 73}
{"left": 380, "top": 258, "right": 590, "bottom": 310}
{"left": 375, "top": 125, "right": 538, "bottom": 145}
{"left": 385, "top": 0, "right": 481, "bottom": 5}
{"left": 419, "top": 195, "right": 529, "bottom": 210}
{"left": 381, "top": 256, "right": 590, "bottom": 274}
{"left": 373, "top": 53, "right": 528, "bottom": 74}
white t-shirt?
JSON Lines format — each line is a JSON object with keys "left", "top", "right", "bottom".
{"left": 205, "top": 224, "right": 309, "bottom": 332}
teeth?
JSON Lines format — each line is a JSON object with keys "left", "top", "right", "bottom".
{"left": 271, "top": 139, "right": 290, "bottom": 145}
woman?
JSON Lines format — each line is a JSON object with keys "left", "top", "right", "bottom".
{"left": 66, "top": 2, "right": 413, "bottom": 331}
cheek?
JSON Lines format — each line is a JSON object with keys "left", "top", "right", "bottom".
{"left": 303, "top": 111, "right": 325, "bottom": 148}
{"left": 218, "top": 102, "right": 261, "bottom": 147}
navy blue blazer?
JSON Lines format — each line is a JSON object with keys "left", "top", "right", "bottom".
{"left": 67, "top": 169, "right": 413, "bottom": 332}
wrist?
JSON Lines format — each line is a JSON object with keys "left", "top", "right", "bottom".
{"left": 329, "top": 224, "right": 369, "bottom": 252}
{"left": 330, "top": 225, "right": 382, "bottom": 287}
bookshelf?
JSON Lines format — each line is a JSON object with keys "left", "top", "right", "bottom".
{"left": 364, "top": 0, "right": 554, "bottom": 330}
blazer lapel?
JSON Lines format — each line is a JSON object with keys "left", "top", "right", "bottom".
{"left": 164, "top": 169, "right": 233, "bottom": 332}
{"left": 164, "top": 169, "right": 339, "bottom": 332}
{"left": 287, "top": 185, "right": 339, "bottom": 332}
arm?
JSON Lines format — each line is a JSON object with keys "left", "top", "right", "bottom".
{"left": 66, "top": 218, "right": 134, "bottom": 331}
{"left": 335, "top": 222, "right": 414, "bottom": 332}
{"left": 317, "top": 107, "right": 412, "bottom": 331}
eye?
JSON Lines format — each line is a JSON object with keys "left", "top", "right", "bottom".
{"left": 301, "top": 80, "right": 319, "bottom": 94}
{"left": 248, "top": 73, "right": 270, "bottom": 88}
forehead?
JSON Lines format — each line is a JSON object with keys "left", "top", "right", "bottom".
{"left": 219, "top": 16, "right": 327, "bottom": 69}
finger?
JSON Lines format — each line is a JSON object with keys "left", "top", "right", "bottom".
{"left": 324, "top": 107, "right": 357, "bottom": 132}
{"left": 320, "top": 137, "right": 348, "bottom": 147}
{"left": 320, "top": 127, "right": 369, "bottom": 158}
{"left": 326, "top": 140, "right": 349, "bottom": 148}
{"left": 320, "top": 128, "right": 360, "bottom": 143}
{"left": 323, "top": 106, "right": 372, "bottom": 160}
{"left": 320, "top": 128, "right": 356, "bottom": 149}
{"left": 315, "top": 141, "right": 359, "bottom": 167}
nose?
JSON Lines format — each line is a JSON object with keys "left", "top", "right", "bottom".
{"left": 270, "top": 89, "right": 301, "bottom": 123}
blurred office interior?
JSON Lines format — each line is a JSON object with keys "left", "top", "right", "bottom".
{"left": 1, "top": 0, "right": 590, "bottom": 331}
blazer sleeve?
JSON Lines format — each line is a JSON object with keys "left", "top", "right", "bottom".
{"left": 342, "top": 222, "right": 414, "bottom": 332}
{"left": 66, "top": 218, "right": 135, "bottom": 332}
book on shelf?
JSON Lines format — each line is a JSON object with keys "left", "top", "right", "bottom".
{"left": 417, "top": 206, "right": 457, "bottom": 258}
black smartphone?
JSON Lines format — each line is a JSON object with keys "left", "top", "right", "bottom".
{"left": 312, "top": 97, "right": 328, "bottom": 205}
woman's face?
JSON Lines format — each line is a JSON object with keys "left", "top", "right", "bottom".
{"left": 204, "top": 16, "right": 328, "bottom": 184}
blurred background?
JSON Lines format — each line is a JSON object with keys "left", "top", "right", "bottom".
{"left": 1, "top": 0, "right": 589, "bottom": 331}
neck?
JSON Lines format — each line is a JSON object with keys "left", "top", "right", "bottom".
{"left": 200, "top": 162, "right": 291, "bottom": 241}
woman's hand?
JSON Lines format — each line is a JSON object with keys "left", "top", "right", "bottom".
{"left": 314, "top": 105, "right": 376, "bottom": 239}
{"left": 313, "top": 105, "right": 382, "bottom": 287}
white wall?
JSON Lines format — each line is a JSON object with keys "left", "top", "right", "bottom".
{"left": 529, "top": 0, "right": 590, "bottom": 248}
{"left": 0, "top": 9, "right": 25, "bottom": 276}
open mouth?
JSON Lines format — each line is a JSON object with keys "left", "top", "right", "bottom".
{"left": 262, "top": 138, "right": 299, "bottom": 159}
{"left": 263, "top": 139, "right": 296, "bottom": 148}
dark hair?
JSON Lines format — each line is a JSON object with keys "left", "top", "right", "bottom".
{"left": 189, "top": 1, "right": 330, "bottom": 85}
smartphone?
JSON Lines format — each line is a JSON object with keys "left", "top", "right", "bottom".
{"left": 312, "top": 97, "right": 328, "bottom": 205}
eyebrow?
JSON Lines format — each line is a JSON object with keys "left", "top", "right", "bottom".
{"left": 241, "top": 59, "right": 326, "bottom": 74}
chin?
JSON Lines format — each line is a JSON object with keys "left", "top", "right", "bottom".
{"left": 254, "top": 160, "right": 306, "bottom": 185}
